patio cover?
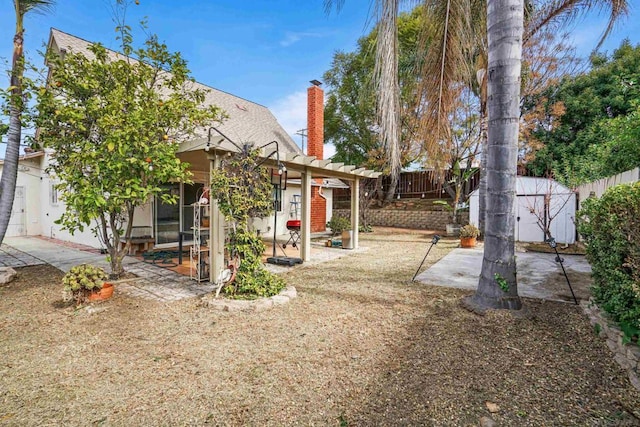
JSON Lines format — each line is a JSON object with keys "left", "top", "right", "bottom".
{"left": 177, "top": 138, "right": 382, "bottom": 283}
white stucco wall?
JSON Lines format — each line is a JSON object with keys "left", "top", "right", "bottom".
{"left": 39, "top": 151, "right": 103, "bottom": 247}
{"left": 0, "top": 156, "right": 43, "bottom": 237}
{"left": 249, "top": 185, "right": 301, "bottom": 239}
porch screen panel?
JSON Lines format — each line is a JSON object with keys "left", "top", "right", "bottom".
{"left": 155, "top": 183, "right": 180, "bottom": 244}
{"left": 182, "top": 183, "right": 205, "bottom": 233}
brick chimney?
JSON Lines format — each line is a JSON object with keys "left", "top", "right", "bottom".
{"left": 307, "top": 80, "right": 324, "bottom": 160}
{"left": 307, "top": 80, "right": 326, "bottom": 232}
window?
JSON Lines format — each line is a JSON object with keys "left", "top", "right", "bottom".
{"left": 49, "top": 183, "right": 59, "bottom": 206}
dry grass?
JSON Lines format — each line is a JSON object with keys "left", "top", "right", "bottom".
{"left": 1, "top": 227, "right": 639, "bottom": 426}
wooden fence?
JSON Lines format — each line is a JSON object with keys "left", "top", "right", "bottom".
{"left": 333, "top": 169, "right": 480, "bottom": 208}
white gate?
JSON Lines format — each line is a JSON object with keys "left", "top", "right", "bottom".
{"left": 516, "top": 195, "right": 544, "bottom": 242}
{"left": 7, "top": 185, "right": 26, "bottom": 237}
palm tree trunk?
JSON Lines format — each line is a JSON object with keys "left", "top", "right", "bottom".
{"left": 0, "top": 106, "right": 22, "bottom": 244}
{"left": 477, "top": 111, "right": 487, "bottom": 237}
{"left": 0, "top": 1, "right": 55, "bottom": 245}
{"left": 0, "top": 30, "right": 26, "bottom": 245}
{"left": 463, "top": 0, "right": 524, "bottom": 312}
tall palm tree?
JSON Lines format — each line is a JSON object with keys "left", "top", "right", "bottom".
{"left": 328, "top": 0, "right": 628, "bottom": 311}
{"left": 463, "top": 0, "right": 525, "bottom": 311}
{"left": 0, "top": 0, "right": 55, "bottom": 245}
{"left": 416, "top": 0, "right": 628, "bottom": 311}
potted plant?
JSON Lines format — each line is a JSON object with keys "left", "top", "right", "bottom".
{"left": 326, "top": 216, "right": 352, "bottom": 249}
{"left": 459, "top": 224, "right": 480, "bottom": 248}
{"left": 62, "top": 264, "right": 112, "bottom": 304}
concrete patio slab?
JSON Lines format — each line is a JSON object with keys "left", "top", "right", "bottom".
{"left": 415, "top": 244, "right": 593, "bottom": 303}
{"left": 1, "top": 236, "right": 213, "bottom": 302}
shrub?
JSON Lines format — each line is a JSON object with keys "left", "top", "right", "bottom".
{"left": 222, "top": 228, "right": 285, "bottom": 300}
{"left": 326, "top": 216, "right": 351, "bottom": 236}
{"left": 578, "top": 182, "right": 640, "bottom": 342}
{"left": 358, "top": 224, "right": 373, "bottom": 233}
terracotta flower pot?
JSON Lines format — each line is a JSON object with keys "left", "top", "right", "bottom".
{"left": 460, "top": 237, "right": 477, "bottom": 248}
{"left": 88, "top": 282, "right": 114, "bottom": 302}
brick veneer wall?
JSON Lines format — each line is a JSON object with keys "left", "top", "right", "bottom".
{"left": 311, "top": 187, "right": 327, "bottom": 233}
{"left": 333, "top": 208, "right": 469, "bottom": 230}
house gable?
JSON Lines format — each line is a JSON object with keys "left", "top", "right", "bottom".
{"left": 48, "top": 28, "right": 301, "bottom": 155}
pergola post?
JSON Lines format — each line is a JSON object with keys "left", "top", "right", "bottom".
{"left": 300, "top": 168, "right": 312, "bottom": 261}
{"left": 351, "top": 178, "right": 360, "bottom": 249}
{"left": 208, "top": 152, "right": 225, "bottom": 283}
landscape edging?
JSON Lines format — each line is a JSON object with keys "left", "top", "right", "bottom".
{"left": 581, "top": 298, "right": 640, "bottom": 391}
{"left": 200, "top": 286, "right": 297, "bottom": 312}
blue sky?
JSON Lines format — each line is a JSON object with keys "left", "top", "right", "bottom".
{"left": 1, "top": 0, "right": 639, "bottom": 159}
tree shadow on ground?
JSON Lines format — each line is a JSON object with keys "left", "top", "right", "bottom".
{"left": 342, "top": 296, "right": 640, "bottom": 426}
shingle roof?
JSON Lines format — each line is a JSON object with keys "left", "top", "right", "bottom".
{"left": 48, "top": 28, "right": 301, "bottom": 155}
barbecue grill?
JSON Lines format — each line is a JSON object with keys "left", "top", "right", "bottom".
{"left": 282, "top": 219, "right": 301, "bottom": 249}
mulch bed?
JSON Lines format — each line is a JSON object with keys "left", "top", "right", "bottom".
{"left": 0, "top": 228, "right": 638, "bottom": 426}
{"left": 523, "top": 241, "right": 587, "bottom": 255}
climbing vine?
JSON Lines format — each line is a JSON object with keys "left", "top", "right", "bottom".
{"left": 209, "top": 147, "right": 285, "bottom": 299}
{"left": 495, "top": 273, "right": 509, "bottom": 293}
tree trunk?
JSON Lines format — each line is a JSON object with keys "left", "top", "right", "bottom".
{"left": 477, "top": 78, "right": 488, "bottom": 238}
{"left": 0, "top": 31, "right": 25, "bottom": 246}
{"left": 383, "top": 175, "right": 398, "bottom": 203}
{"left": 0, "top": 105, "right": 22, "bottom": 245}
{"left": 478, "top": 126, "right": 487, "bottom": 237}
{"left": 463, "top": 0, "right": 524, "bottom": 312}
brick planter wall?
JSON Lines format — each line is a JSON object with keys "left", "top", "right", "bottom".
{"left": 333, "top": 208, "right": 469, "bottom": 230}
{"left": 582, "top": 299, "right": 640, "bottom": 391}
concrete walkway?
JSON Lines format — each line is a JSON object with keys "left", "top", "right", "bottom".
{"left": 1, "top": 236, "right": 214, "bottom": 302}
{"left": 415, "top": 244, "right": 593, "bottom": 303}
{"left": 4, "top": 236, "right": 589, "bottom": 304}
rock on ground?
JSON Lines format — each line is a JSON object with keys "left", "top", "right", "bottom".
{"left": 0, "top": 267, "right": 17, "bottom": 285}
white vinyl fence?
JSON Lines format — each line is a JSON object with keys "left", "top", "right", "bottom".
{"left": 577, "top": 167, "right": 640, "bottom": 209}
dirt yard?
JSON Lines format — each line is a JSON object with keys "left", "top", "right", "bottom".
{"left": 1, "top": 228, "right": 639, "bottom": 426}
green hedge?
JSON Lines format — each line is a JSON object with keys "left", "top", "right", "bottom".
{"left": 578, "top": 182, "right": 640, "bottom": 342}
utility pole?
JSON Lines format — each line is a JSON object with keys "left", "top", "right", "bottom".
{"left": 295, "top": 128, "right": 307, "bottom": 155}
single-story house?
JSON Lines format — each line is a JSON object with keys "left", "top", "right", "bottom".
{"left": 2, "top": 29, "right": 379, "bottom": 281}
{"left": 469, "top": 176, "right": 577, "bottom": 244}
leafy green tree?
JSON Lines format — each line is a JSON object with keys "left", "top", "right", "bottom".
{"left": 36, "top": 24, "right": 222, "bottom": 277}
{"left": 579, "top": 103, "right": 640, "bottom": 178}
{"left": 0, "top": 0, "right": 55, "bottom": 245}
{"left": 528, "top": 40, "right": 640, "bottom": 185}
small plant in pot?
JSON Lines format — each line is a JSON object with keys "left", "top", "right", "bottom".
{"left": 62, "top": 264, "right": 112, "bottom": 304}
{"left": 459, "top": 224, "right": 480, "bottom": 248}
{"left": 326, "top": 217, "right": 351, "bottom": 237}
{"left": 326, "top": 217, "right": 352, "bottom": 249}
